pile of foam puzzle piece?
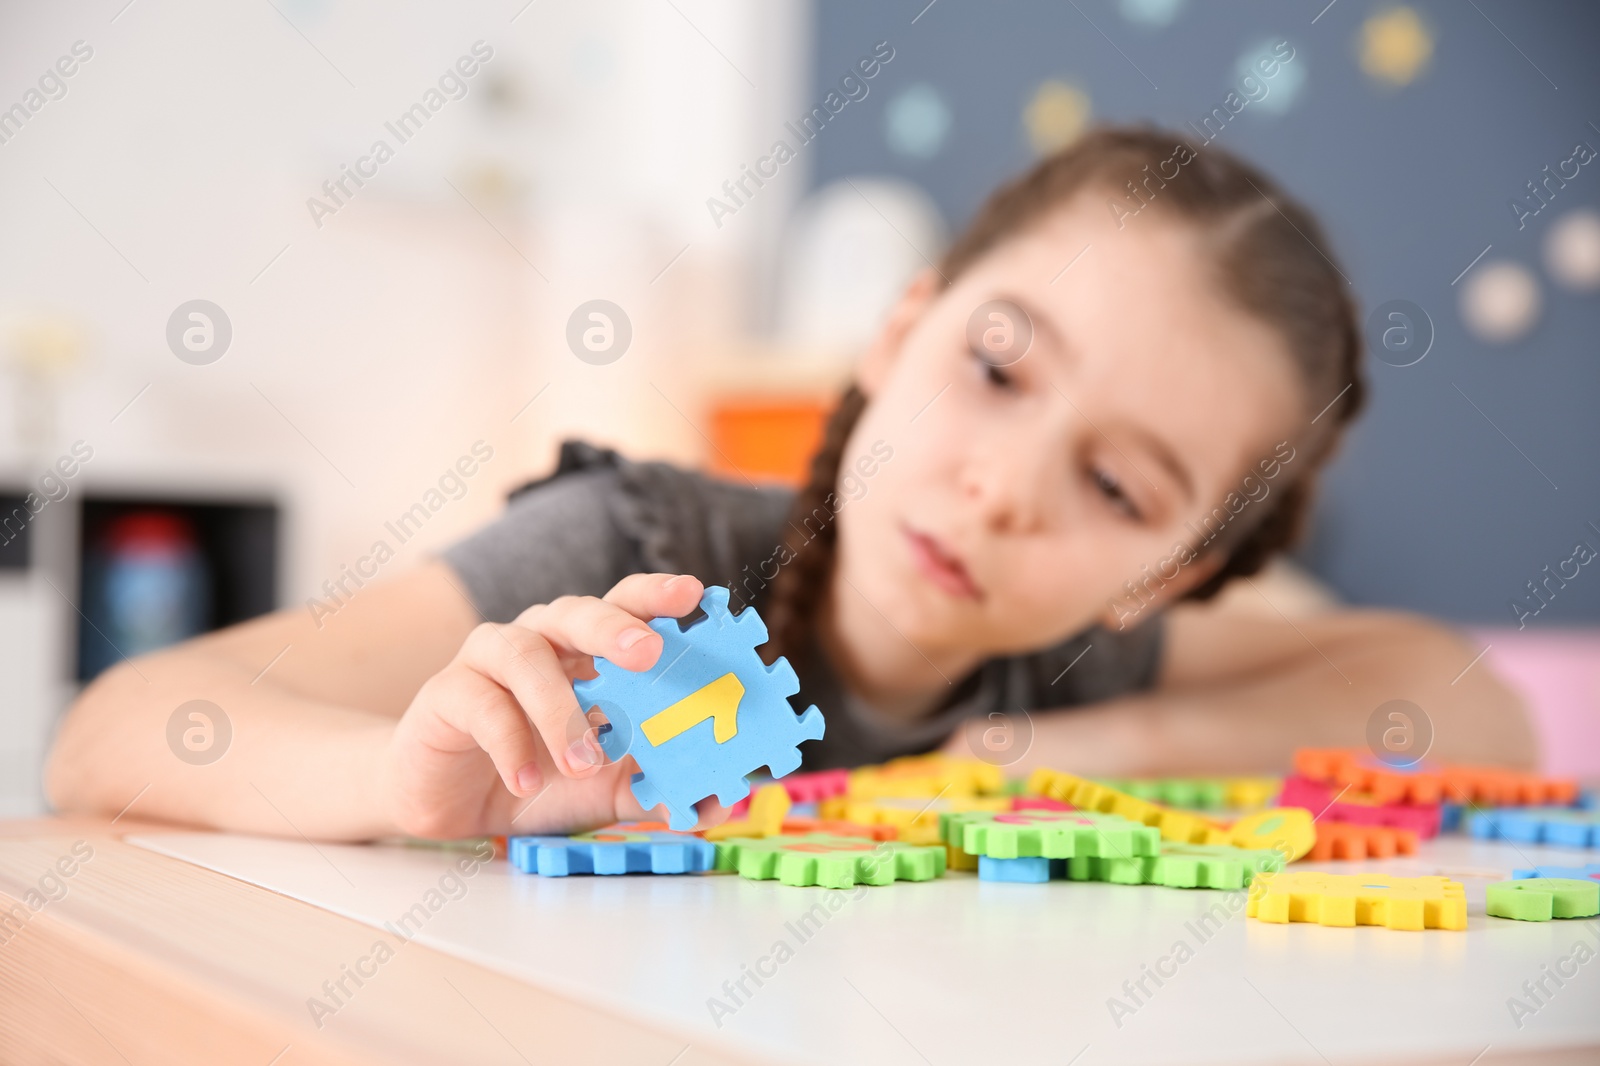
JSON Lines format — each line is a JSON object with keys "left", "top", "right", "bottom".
{"left": 500, "top": 585, "right": 1597, "bottom": 934}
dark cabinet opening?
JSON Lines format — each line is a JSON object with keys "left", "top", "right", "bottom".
{"left": 75, "top": 495, "right": 279, "bottom": 681}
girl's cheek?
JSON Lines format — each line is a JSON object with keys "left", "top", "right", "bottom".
{"left": 1034, "top": 536, "right": 1130, "bottom": 618}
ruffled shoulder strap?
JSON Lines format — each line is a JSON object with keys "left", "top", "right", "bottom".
{"left": 508, "top": 439, "right": 788, "bottom": 588}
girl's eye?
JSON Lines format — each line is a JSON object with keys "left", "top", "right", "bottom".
{"left": 1092, "top": 466, "right": 1142, "bottom": 521}
{"left": 971, "top": 348, "right": 1014, "bottom": 389}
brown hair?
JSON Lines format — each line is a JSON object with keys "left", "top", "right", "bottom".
{"left": 760, "top": 126, "right": 1366, "bottom": 665}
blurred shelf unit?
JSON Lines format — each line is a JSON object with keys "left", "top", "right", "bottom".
{"left": 0, "top": 493, "right": 34, "bottom": 571}
{"left": 0, "top": 478, "right": 281, "bottom": 815}
{"left": 73, "top": 493, "right": 280, "bottom": 682}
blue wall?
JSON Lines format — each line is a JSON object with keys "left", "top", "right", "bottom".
{"left": 808, "top": 0, "right": 1600, "bottom": 626}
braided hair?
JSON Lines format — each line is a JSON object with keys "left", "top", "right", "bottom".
{"left": 760, "top": 126, "right": 1366, "bottom": 664}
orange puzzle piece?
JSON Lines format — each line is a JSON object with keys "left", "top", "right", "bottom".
{"left": 1292, "top": 748, "right": 1577, "bottom": 807}
{"left": 1306, "top": 822, "right": 1419, "bottom": 862}
{"left": 777, "top": 817, "right": 899, "bottom": 841}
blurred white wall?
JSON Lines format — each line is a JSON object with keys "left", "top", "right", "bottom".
{"left": 0, "top": 0, "right": 811, "bottom": 814}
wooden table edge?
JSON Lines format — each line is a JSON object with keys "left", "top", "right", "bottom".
{"left": 0, "top": 817, "right": 759, "bottom": 1066}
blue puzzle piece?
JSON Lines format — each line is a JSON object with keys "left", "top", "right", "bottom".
{"left": 1513, "top": 863, "right": 1600, "bottom": 881}
{"left": 1440, "top": 802, "right": 1465, "bottom": 833}
{"left": 1471, "top": 807, "right": 1600, "bottom": 848}
{"left": 574, "top": 585, "right": 825, "bottom": 831}
{"left": 508, "top": 826, "right": 715, "bottom": 876}
{"left": 979, "top": 856, "right": 1066, "bottom": 882}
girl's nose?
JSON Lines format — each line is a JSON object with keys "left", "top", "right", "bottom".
{"left": 960, "top": 436, "right": 1056, "bottom": 535}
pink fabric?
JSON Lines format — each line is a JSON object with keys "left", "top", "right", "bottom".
{"left": 1468, "top": 627, "right": 1600, "bottom": 778}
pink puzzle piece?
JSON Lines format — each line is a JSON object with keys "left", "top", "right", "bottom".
{"left": 783, "top": 769, "right": 850, "bottom": 804}
{"left": 1279, "top": 775, "right": 1442, "bottom": 839}
{"left": 993, "top": 811, "right": 1100, "bottom": 826}
{"left": 727, "top": 769, "right": 849, "bottom": 818}
{"left": 1012, "top": 796, "right": 1075, "bottom": 812}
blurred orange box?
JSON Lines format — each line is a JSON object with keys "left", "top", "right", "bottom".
{"left": 708, "top": 397, "right": 830, "bottom": 486}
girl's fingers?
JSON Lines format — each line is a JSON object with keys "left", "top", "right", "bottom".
{"left": 517, "top": 574, "right": 705, "bottom": 673}
{"left": 608, "top": 770, "right": 653, "bottom": 822}
{"left": 604, "top": 778, "right": 731, "bottom": 832}
{"left": 424, "top": 665, "right": 546, "bottom": 797}
{"left": 528, "top": 577, "right": 706, "bottom": 769}
{"left": 471, "top": 575, "right": 705, "bottom": 778}
{"left": 531, "top": 594, "right": 665, "bottom": 673}
{"left": 420, "top": 577, "right": 723, "bottom": 820}
{"left": 601, "top": 572, "right": 706, "bottom": 621}
{"left": 454, "top": 622, "right": 599, "bottom": 777}
{"left": 693, "top": 797, "right": 731, "bottom": 831}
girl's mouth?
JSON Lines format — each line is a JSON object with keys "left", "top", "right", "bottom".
{"left": 902, "top": 523, "right": 983, "bottom": 601}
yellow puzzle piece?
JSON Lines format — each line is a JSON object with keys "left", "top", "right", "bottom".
{"left": 1247, "top": 872, "right": 1467, "bottom": 931}
{"left": 1224, "top": 777, "right": 1282, "bottom": 811}
{"left": 641, "top": 672, "right": 743, "bottom": 746}
{"left": 1027, "top": 768, "right": 1230, "bottom": 845}
{"left": 704, "top": 782, "right": 791, "bottom": 841}
{"left": 1228, "top": 807, "right": 1315, "bottom": 862}
{"left": 827, "top": 794, "right": 1011, "bottom": 846}
{"left": 1027, "top": 769, "right": 1313, "bottom": 860}
{"left": 847, "top": 754, "right": 1005, "bottom": 800}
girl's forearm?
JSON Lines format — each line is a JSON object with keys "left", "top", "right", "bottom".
{"left": 1013, "top": 622, "right": 1534, "bottom": 777}
{"left": 46, "top": 651, "right": 399, "bottom": 842}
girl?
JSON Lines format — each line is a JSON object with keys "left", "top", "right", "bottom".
{"left": 46, "top": 128, "right": 1531, "bottom": 842}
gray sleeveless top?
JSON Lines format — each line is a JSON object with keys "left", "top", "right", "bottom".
{"left": 441, "top": 440, "right": 1165, "bottom": 770}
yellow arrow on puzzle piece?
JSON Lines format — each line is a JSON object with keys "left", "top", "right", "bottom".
{"left": 641, "top": 672, "right": 744, "bottom": 746}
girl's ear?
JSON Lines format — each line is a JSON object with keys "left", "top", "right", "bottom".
{"left": 856, "top": 268, "right": 944, "bottom": 398}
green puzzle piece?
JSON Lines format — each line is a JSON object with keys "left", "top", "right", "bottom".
{"left": 1068, "top": 842, "right": 1284, "bottom": 889}
{"left": 940, "top": 809, "right": 1160, "bottom": 861}
{"left": 713, "top": 834, "right": 946, "bottom": 888}
{"left": 1486, "top": 878, "right": 1600, "bottom": 922}
{"left": 1100, "top": 778, "right": 1229, "bottom": 810}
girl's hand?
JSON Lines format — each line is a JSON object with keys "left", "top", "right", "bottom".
{"left": 379, "top": 572, "right": 726, "bottom": 839}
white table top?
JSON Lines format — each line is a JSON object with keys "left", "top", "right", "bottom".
{"left": 128, "top": 831, "right": 1600, "bottom": 1065}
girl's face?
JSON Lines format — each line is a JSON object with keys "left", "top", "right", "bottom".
{"left": 835, "top": 192, "right": 1305, "bottom": 659}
